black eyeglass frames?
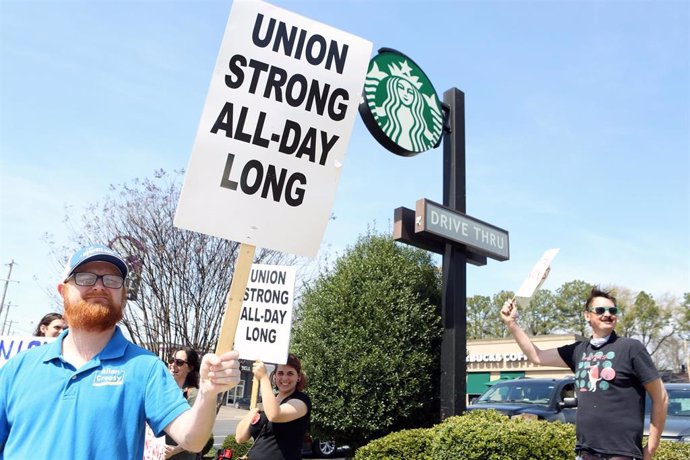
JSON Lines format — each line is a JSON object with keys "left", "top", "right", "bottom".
{"left": 67, "top": 272, "right": 125, "bottom": 289}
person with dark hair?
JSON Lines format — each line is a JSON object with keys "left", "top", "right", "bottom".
{"left": 501, "top": 286, "right": 668, "bottom": 460}
{"left": 165, "top": 347, "right": 201, "bottom": 459}
{"left": 33, "top": 312, "right": 66, "bottom": 337}
{"left": 0, "top": 244, "right": 240, "bottom": 459}
{"left": 235, "top": 353, "right": 311, "bottom": 460}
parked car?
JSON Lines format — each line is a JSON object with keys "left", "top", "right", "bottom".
{"left": 645, "top": 382, "right": 690, "bottom": 442}
{"left": 302, "top": 434, "right": 339, "bottom": 458}
{"left": 467, "top": 377, "right": 578, "bottom": 424}
{"left": 232, "top": 396, "right": 251, "bottom": 410}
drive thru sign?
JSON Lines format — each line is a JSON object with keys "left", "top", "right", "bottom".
{"left": 174, "top": 0, "right": 372, "bottom": 258}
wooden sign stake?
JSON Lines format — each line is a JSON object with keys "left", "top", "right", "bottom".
{"left": 215, "top": 243, "right": 256, "bottom": 355}
{"left": 250, "top": 373, "right": 260, "bottom": 409}
{"left": 213, "top": 242, "right": 262, "bottom": 409}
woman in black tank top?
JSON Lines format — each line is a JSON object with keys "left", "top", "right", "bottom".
{"left": 235, "top": 354, "right": 312, "bottom": 460}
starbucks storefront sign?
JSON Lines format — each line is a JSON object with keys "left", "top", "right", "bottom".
{"left": 467, "top": 353, "right": 528, "bottom": 364}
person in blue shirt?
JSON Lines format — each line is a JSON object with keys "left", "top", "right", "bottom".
{"left": 0, "top": 244, "right": 241, "bottom": 460}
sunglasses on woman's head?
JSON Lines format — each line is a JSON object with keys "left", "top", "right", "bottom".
{"left": 168, "top": 358, "right": 187, "bottom": 366}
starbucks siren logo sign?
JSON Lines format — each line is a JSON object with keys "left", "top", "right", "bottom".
{"left": 359, "top": 48, "right": 444, "bottom": 156}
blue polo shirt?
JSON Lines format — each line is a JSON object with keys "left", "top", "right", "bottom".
{"left": 0, "top": 327, "right": 189, "bottom": 459}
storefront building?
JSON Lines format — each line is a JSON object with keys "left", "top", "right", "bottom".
{"left": 466, "top": 334, "right": 582, "bottom": 402}
{"left": 225, "top": 335, "right": 583, "bottom": 407}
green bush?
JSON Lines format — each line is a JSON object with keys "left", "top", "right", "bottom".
{"left": 355, "top": 410, "right": 576, "bottom": 460}
{"left": 219, "top": 434, "right": 252, "bottom": 458}
{"left": 292, "top": 232, "right": 443, "bottom": 447}
{"left": 430, "top": 410, "right": 575, "bottom": 460}
{"left": 653, "top": 440, "right": 690, "bottom": 460}
{"left": 354, "top": 410, "right": 690, "bottom": 460}
{"left": 354, "top": 428, "right": 434, "bottom": 460}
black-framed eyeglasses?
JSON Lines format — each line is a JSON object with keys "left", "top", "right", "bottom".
{"left": 67, "top": 272, "right": 125, "bottom": 289}
{"left": 168, "top": 358, "right": 187, "bottom": 367}
{"left": 589, "top": 306, "right": 618, "bottom": 316}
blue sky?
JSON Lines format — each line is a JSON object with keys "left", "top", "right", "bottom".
{"left": 1, "top": 0, "right": 688, "bottom": 336}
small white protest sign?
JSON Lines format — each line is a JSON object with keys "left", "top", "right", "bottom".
{"left": 515, "top": 248, "right": 560, "bottom": 308}
{"left": 234, "top": 264, "right": 296, "bottom": 364}
{"left": 174, "top": 0, "right": 373, "bottom": 257}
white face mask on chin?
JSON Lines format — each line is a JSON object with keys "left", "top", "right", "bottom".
{"left": 590, "top": 335, "right": 611, "bottom": 347}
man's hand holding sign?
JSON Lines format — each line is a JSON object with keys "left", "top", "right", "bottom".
{"left": 500, "top": 249, "right": 564, "bottom": 367}
{"left": 501, "top": 248, "right": 559, "bottom": 322}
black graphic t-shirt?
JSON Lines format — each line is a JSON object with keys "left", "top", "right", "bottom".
{"left": 248, "top": 391, "right": 311, "bottom": 460}
{"left": 558, "top": 332, "right": 659, "bottom": 458}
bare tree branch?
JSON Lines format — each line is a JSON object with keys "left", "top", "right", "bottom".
{"left": 56, "top": 169, "right": 296, "bottom": 353}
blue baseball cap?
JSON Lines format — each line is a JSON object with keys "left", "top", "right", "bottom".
{"left": 62, "top": 244, "right": 129, "bottom": 281}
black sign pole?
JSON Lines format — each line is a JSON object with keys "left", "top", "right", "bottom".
{"left": 440, "top": 87, "right": 468, "bottom": 419}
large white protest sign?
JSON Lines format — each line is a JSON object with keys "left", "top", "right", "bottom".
{"left": 0, "top": 336, "right": 53, "bottom": 368}
{"left": 233, "top": 264, "right": 296, "bottom": 364}
{"left": 515, "top": 248, "right": 560, "bottom": 307}
{"left": 174, "top": 0, "right": 373, "bottom": 257}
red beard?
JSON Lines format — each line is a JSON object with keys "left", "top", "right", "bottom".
{"left": 64, "top": 294, "right": 123, "bottom": 332}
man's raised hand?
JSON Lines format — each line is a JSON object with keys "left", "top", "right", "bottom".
{"left": 500, "top": 299, "right": 518, "bottom": 325}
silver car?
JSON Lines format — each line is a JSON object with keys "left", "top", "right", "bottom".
{"left": 645, "top": 383, "right": 690, "bottom": 443}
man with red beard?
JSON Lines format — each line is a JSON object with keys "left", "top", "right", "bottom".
{"left": 500, "top": 286, "right": 667, "bottom": 460}
{"left": 0, "top": 244, "right": 241, "bottom": 459}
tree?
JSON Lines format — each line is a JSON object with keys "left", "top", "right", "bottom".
{"left": 522, "top": 289, "right": 559, "bottom": 336}
{"left": 680, "top": 293, "right": 690, "bottom": 339}
{"left": 631, "top": 291, "right": 672, "bottom": 355}
{"left": 631, "top": 292, "right": 688, "bottom": 371}
{"left": 58, "top": 169, "right": 295, "bottom": 353}
{"left": 291, "top": 231, "right": 442, "bottom": 448}
{"left": 611, "top": 286, "right": 638, "bottom": 338}
{"left": 467, "top": 295, "right": 501, "bottom": 339}
{"left": 554, "top": 280, "right": 593, "bottom": 336}
{"left": 491, "top": 290, "right": 515, "bottom": 338}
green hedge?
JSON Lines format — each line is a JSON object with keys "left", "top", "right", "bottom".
{"left": 355, "top": 410, "right": 574, "bottom": 460}
{"left": 355, "top": 410, "right": 690, "bottom": 460}
{"left": 430, "top": 410, "right": 574, "bottom": 460}
{"left": 354, "top": 427, "right": 435, "bottom": 460}
{"left": 219, "top": 434, "right": 252, "bottom": 458}
{"left": 654, "top": 441, "right": 690, "bottom": 460}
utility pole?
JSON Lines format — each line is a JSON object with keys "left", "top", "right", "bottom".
{"left": 685, "top": 340, "right": 689, "bottom": 382}
{"left": 0, "top": 260, "right": 19, "bottom": 322}
{"left": 1, "top": 301, "right": 14, "bottom": 335}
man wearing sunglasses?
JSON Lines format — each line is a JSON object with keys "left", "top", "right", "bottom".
{"left": 501, "top": 286, "right": 667, "bottom": 460}
{"left": 0, "top": 244, "right": 241, "bottom": 459}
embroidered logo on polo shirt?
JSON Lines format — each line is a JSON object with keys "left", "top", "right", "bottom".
{"left": 93, "top": 368, "right": 125, "bottom": 387}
